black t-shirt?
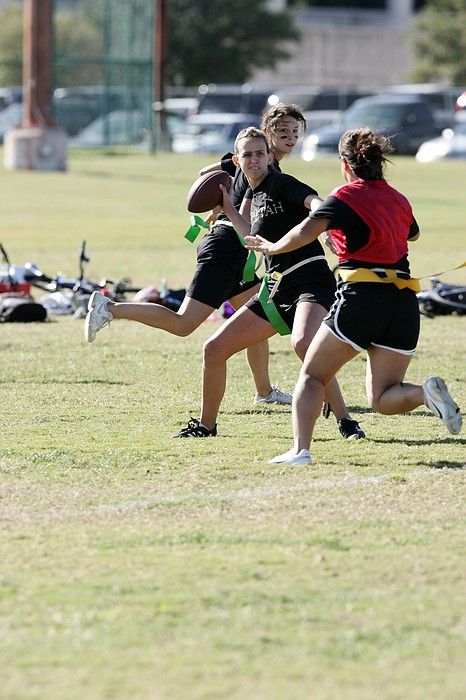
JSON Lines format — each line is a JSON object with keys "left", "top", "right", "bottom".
{"left": 311, "top": 196, "right": 419, "bottom": 272}
{"left": 247, "top": 170, "right": 327, "bottom": 281}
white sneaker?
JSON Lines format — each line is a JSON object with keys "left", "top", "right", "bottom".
{"left": 254, "top": 385, "right": 292, "bottom": 405}
{"left": 423, "top": 376, "right": 462, "bottom": 435}
{"left": 268, "top": 448, "right": 312, "bottom": 465}
{"left": 84, "top": 291, "right": 113, "bottom": 343}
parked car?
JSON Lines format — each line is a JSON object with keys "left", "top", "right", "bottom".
{"left": 0, "top": 86, "right": 22, "bottom": 110}
{"left": 378, "top": 84, "right": 463, "bottom": 130}
{"left": 266, "top": 86, "right": 373, "bottom": 131}
{"left": 196, "top": 84, "right": 273, "bottom": 118}
{"left": 161, "top": 97, "right": 198, "bottom": 119}
{"left": 0, "top": 103, "right": 21, "bottom": 143}
{"left": 53, "top": 97, "right": 102, "bottom": 136}
{"left": 415, "top": 122, "right": 466, "bottom": 162}
{"left": 301, "top": 94, "right": 441, "bottom": 160}
{"left": 152, "top": 97, "right": 199, "bottom": 141}
{"left": 53, "top": 85, "right": 148, "bottom": 136}
{"left": 0, "top": 88, "right": 132, "bottom": 141}
{"left": 171, "top": 112, "right": 260, "bottom": 154}
{"left": 455, "top": 90, "right": 466, "bottom": 120}
{"left": 70, "top": 110, "right": 147, "bottom": 147}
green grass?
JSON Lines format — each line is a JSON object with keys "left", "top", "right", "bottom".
{"left": 0, "top": 150, "right": 465, "bottom": 699}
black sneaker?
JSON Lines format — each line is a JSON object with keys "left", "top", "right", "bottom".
{"left": 173, "top": 418, "right": 217, "bottom": 438}
{"left": 338, "top": 418, "right": 365, "bottom": 440}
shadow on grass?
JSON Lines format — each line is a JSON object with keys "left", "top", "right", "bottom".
{"left": 63, "top": 379, "right": 131, "bottom": 386}
{"left": 371, "top": 437, "right": 465, "bottom": 446}
{"left": 0, "top": 379, "right": 131, "bottom": 386}
{"left": 233, "top": 404, "right": 372, "bottom": 417}
{"left": 348, "top": 405, "right": 374, "bottom": 415}
{"left": 75, "top": 168, "right": 191, "bottom": 185}
{"left": 233, "top": 408, "right": 290, "bottom": 417}
{"left": 429, "top": 460, "right": 465, "bottom": 470}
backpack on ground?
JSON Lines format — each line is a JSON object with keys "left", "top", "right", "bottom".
{"left": 0, "top": 292, "right": 47, "bottom": 323}
{"left": 0, "top": 242, "right": 48, "bottom": 322}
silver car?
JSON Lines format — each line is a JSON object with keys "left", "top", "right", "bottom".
{"left": 416, "top": 122, "right": 466, "bottom": 162}
{"left": 171, "top": 112, "right": 260, "bottom": 154}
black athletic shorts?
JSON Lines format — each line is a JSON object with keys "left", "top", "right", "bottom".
{"left": 186, "top": 224, "right": 260, "bottom": 309}
{"left": 324, "top": 282, "right": 420, "bottom": 355}
{"left": 247, "top": 273, "right": 337, "bottom": 330}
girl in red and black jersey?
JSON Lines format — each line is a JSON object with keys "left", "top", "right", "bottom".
{"left": 246, "top": 127, "right": 462, "bottom": 464}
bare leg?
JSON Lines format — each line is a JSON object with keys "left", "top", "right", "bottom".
{"left": 292, "top": 325, "right": 358, "bottom": 452}
{"left": 290, "top": 301, "right": 353, "bottom": 422}
{"left": 365, "top": 347, "right": 422, "bottom": 413}
{"left": 246, "top": 339, "right": 271, "bottom": 396}
{"left": 366, "top": 347, "right": 461, "bottom": 434}
{"left": 200, "top": 307, "right": 276, "bottom": 429}
{"left": 109, "top": 295, "right": 214, "bottom": 336}
{"left": 229, "top": 284, "right": 273, "bottom": 397}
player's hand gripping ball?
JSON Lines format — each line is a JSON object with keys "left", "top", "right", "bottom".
{"left": 186, "top": 171, "right": 231, "bottom": 213}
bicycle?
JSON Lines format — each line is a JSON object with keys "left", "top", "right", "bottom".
{"left": 12, "top": 240, "right": 185, "bottom": 317}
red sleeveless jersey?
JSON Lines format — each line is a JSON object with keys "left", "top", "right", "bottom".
{"left": 328, "top": 179, "right": 413, "bottom": 265}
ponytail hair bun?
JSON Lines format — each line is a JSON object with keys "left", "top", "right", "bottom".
{"left": 339, "top": 127, "right": 393, "bottom": 179}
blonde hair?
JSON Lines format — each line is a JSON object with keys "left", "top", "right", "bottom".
{"left": 234, "top": 127, "right": 269, "bottom": 154}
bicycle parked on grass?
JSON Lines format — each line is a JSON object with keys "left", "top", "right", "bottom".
{"left": 1, "top": 240, "right": 186, "bottom": 320}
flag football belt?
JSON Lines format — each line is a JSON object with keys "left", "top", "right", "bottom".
{"left": 337, "top": 261, "right": 466, "bottom": 292}
{"left": 258, "top": 275, "right": 290, "bottom": 336}
{"left": 338, "top": 267, "right": 421, "bottom": 291}
{"left": 184, "top": 216, "right": 257, "bottom": 283}
{"left": 267, "top": 255, "right": 327, "bottom": 299}
{"left": 257, "top": 255, "right": 326, "bottom": 336}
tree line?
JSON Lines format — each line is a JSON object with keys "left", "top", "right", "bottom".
{"left": 0, "top": 0, "right": 464, "bottom": 89}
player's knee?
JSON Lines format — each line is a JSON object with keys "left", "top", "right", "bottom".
{"left": 173, "top": 312, "right": 200, "bottom": 337}
{"left": 369, "top": 395, "right": 387, "bottom": 414}
{"left": 203, "top": 336, "right": 229, "bottom": 363}
{"left": 291, "top": 334, "right": 308, "bottom": 361}
{"left": 176, "top": 322, "right": 196, "bottom": 337}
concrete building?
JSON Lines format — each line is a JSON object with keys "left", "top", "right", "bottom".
{"left": 1, "top": 0, "right": 426, "bottom": 91}
{"left": 252, "top": 0, "right": 427, "bottom": 89}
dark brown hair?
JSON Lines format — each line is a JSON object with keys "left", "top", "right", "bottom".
{"left": 261, "top": 103, "right": 307, "bottom": 135}
{"left": 338, "top": 127, "right": 393, "bottom": 180}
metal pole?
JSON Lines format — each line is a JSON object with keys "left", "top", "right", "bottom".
{"left": 22, "top": 0, "right": 54, "bottom": 128}
{"left": 153, "top": 0, "right": 167, "bottom": 151}
{"left": 156, "top": 0, "right": 166, "bottom": 107}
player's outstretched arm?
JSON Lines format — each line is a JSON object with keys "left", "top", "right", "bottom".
{"left": 219, "top": 183, "right": 251, "bottom": 240}
{"left": 245, "top": 216, "right": 330, "bottom": 256}
{"left": 305, "top": 194, "right": 324, "bottom": 212}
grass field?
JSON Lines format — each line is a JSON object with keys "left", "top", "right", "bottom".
{"left": 0, "top": 149, "right": 465, "bottom": 700}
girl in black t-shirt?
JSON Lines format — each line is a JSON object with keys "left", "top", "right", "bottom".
{"left": 85, "top": 104, "right": 308, "bottom": 412}
{"left": 174, "top": 127, "right": 363, "bottom": 440}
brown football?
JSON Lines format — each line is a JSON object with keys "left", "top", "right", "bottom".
{"left": 186, "top": 170, "right": 231, "bottom": 213}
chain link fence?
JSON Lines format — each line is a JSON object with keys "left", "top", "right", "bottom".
{"left": 0, "top": 0, "right": 155, "bottom": 148}
{"left": 53, "top": 0, "right": 154, "bottom": 147}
